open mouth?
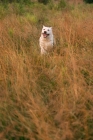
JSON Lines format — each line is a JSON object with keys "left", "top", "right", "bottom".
{"left": 42, "top": 33, "right": 49, "bottom": 38}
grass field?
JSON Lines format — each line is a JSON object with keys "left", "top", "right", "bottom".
{"left": 0, "top": 1, "right": 93, "bottom": 140}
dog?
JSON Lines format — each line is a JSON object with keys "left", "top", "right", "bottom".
{"left": 39, "top": 25, "right": 55, "bottom": 55}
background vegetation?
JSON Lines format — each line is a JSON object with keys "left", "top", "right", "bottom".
{"left": 84, "top": 0, "right": 93, "bottom": 3}
{"left": 0, "top": 0, "right": 93, "bottom": 140}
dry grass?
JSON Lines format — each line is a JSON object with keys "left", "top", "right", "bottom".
{"left": 0, "top": 2, "right": 93, "bottom": 140}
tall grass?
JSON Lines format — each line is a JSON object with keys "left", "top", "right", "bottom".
{"left": 0, "top": 1, "right": 93, "bottom": 140}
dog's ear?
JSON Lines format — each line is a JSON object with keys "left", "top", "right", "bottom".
{"left": 50, "top": 27, "right": 52, "bottom": 30}
{"left": 43, "top": 25, "right": 45, "bottom": 28}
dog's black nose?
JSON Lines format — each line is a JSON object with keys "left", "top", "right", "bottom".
{"left": 44, "top": 31, "right": 46, "bottom": 34}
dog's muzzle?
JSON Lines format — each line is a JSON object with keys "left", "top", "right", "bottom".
{"left": 42, "top": 31, "right": 49, "bottom": 38}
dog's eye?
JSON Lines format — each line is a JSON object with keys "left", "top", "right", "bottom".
{"left": 48, "top": 29, "right": 49, "bottom": 31}
{"left": 43, "top": 29, "right": 45, "bottom": 30}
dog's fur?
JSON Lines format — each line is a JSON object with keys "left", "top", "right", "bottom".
{"left": 39, "top": 25, "right": 55, "bottom": 55}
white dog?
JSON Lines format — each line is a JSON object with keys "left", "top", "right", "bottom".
{"left": 39, "top": 25, "right": 55, "bottom": 55}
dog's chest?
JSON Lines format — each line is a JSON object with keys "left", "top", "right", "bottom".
{"left": 44, "top": 40, "right": 53, "bottom": 47}
{"left": 40, "top": 38, "right": 53, "bottom": 50}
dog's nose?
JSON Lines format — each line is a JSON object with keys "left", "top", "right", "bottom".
{"left": 44, "top": 31, "right": 47, "bottom": 34}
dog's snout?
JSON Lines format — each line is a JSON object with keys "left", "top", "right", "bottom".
{"left": 44, "top": 31, "right": 47, "bottom": 34}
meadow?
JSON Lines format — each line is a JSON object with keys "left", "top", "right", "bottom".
{"left": 0, "top": 1, "right": 93, "bottom": 140}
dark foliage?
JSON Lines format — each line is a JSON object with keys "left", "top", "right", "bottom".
{"left": 84, "top": 0, "right": 93, "bottom": 3}
{"left": 38, "top": 0, "right": 49, "bottom": 4}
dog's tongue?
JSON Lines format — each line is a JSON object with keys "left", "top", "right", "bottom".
{"left": 43, "top": 33, "right": 47, "bottom": 38}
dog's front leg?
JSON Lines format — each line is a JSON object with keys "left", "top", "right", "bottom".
{"left": 41, "top": 47, "right": 47, "bottom": 55}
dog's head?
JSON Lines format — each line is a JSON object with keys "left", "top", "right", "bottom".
{"left": 41, "top": 25, "right": 52, "bottom": 38}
